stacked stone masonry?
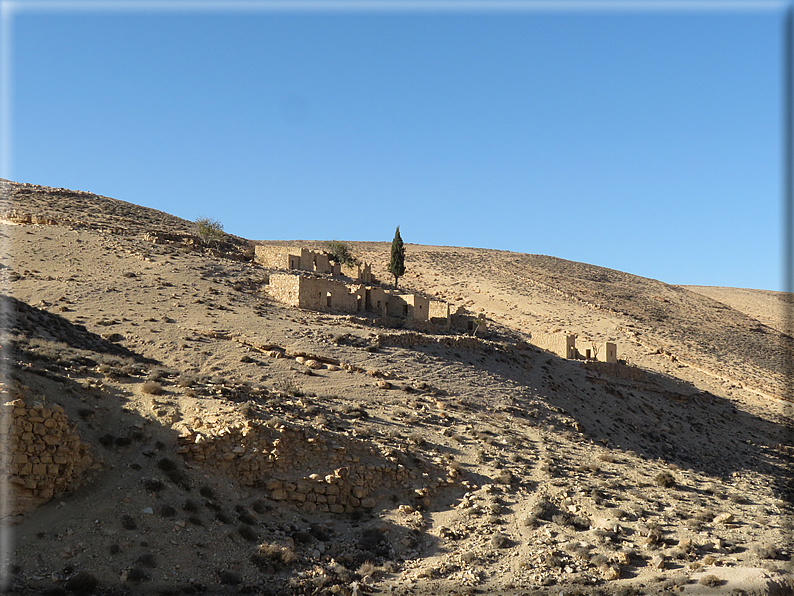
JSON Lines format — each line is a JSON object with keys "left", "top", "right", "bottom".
{"left": 341, "top": 262, "right": 373, "bottom": 284}
{"left": 387, "top": 294, "right": 429, "bottom": 321}
{"left": 2, "top": 389, "right": 93, "bottom": 517}
{"left": 531, "top": 332, "right": 617, "bottom": 363}
{"left": 428, "top": 300, "right": 451, "bottom": 327}
{"left": 266, "top": 271, "right": 448, "bottom": 324}
{"left": 257, "top": 243, "right": 449, "bottom": 323}
{"left": 176, "top": 419, "right": 460, "bottom": 513}
{"left": 254, "top": 245, "right": 341, "bottom": 276}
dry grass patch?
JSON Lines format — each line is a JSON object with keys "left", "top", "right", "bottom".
{"left": 142, "top": 380, "right": 164, "bottom": 395}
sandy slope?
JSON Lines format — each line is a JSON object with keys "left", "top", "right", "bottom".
{"left": 0, "top": 179, "right": 792, "bottom": 595}
{"left": 684, "top": 286, "right": 792, "bottom": 336}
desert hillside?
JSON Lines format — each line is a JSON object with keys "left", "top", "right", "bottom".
{"left": 0, "top": 179, "right": 792, "bottom": 595}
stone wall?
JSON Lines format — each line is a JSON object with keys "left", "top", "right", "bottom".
{"left": 341, "top": 262, "right": 373, "bottom": 284}
{"left": 297, "top": 276, "right": 361, "bottom": 314}
{"left": 366, "top": 286, "right": 389, "bottom": 315}
{"left": 267, "top": 272, "right": 439, "bottom": 323}
{"left": 267, "top": 273, "right": 366, "bottom": 314}
{"left": 604, "top": 342, "right": 617, "bottom": 363}
{"left": 429, "top": 300, "right": 450, "bottom": 327}
{"left": 176, "top": 420, "right": 459, "bottom": 513}
{"left": 255, "top": 245, "right": 297, "bottom": 269}
{"left": 300, "top": 249, "right": 333, "bottom": 275}
{"left": 388, "top": 294, "right": 429, "bottom": 321}
{"left": 255, "top": 246, "right": 336, "bottom": 274}
{"left": 2, "top": 388, "right": 93, "bottom": 517}
{"left": 376, "top": 331, "right": 502, "bottom": 353}
{"left": 267, "top": 273, "right": 302, "bottom": 308}
{"left": 531, "top": 331, "right": 577, "bottom": 359}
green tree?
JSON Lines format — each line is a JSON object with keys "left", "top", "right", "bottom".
{"left": 194, "top": 216, "right": 224, "bottom": 246}
{"left": 388, "top": 226, "right": 406, "bottom": 286}
{"left": 324, "top": 240, "right": 359, "bottom": 267}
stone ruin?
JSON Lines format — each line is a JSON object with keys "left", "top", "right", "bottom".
{"left": 1, "top": 384, "right": 94, "bottom": 517}
{"left": 255, "top": 245, "right": 341, "bottom": 277}
{"left": 530, "top": 331, "right": 617, "bottom": 363}
{"left": 257, "top": 244, "right": 449, "bottom": 325}
{"left": 175, "top": 418, "right": 460, "bottom": 514}
{"left": 256, "top": 244, "right": 620, "bottom": 356}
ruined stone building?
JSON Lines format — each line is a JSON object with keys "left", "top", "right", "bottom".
{"left": 254, "top": 245, "right": 340, "bottom": 276}
{"left": 266, "top": 271, "right": 448, "bottom": 324}
{"left": 530, "top": 331, "right": 617, "bottom": 363}
{"left": 254, "top": 244, "right": 380, "bottom": 284}
{"left": 268, "top": 273, "right": 364, "bottom": 314}
{"left": 340, "top": 262, "right": 373, "bottom": 284}
{"left": 259, "top": 243, "right": 448, "bottom": 323}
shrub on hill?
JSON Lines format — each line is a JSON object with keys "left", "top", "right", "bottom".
{"left": 194, "top": 216, "right": 224, "bottom": 246}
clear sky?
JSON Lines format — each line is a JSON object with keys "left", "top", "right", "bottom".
{"left": 2, "top": 1, "right": 787, "bottom": 291}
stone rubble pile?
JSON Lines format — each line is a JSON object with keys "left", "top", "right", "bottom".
{"left": 1, "top": 385, "right": 93, "bottom": 516}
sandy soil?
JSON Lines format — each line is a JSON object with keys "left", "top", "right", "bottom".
{"left": 683, "top": 286, "right": 792, "bottom": 336}
{"left": 0, "top": 179, "right": 792, "bottom": 595}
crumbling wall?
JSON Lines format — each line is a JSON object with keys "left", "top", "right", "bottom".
{"left": 376, "top": 331, "right": 501, "bottom": 353}
{"left": 296, "top": 275, "right": 332, "bottom": 311}
{"left": 269, "top": 273, "right": 366, "bottom": 314}
{"left": 254, "top": 245, "right": 298, "bottom": 269}
{"left": 256, "top": 246, "right": 335, "bottom": 274}
{"left": 300, "top": 249, "right": 332, "bottom": 275}
{"left": 267, "top": 273, "right": 302, "bottom": 307}
{"left": 429, "top": 300, "right": 450, "bottom": 327}
{"left": 531, "top": 331, "right": 577, "bottom": 359}
{"left": 388, "top": 294, "right": 429, "bottom": 321}
{"left": 366, "top": 286, "right": 389, "bottom": 315}
{"left": 359, "top": 262, "right": 372, "bottom": 284}
{"left": 603, "top": 342, "right": 618, "bottom": 363}
{"left": 2, "top": 389, "right": 93, "bottom": 517}
{"left": 176, "top": 420, "right": 459, "bottom": 513}
{"left": 342, "top": 262, "right": 373, "bottom": 284}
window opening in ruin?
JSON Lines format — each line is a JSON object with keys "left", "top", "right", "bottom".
{"left": 326, "top": 292, "right": 332, "bottom": 307}
{"left": 403, "top": 304, "right": 409, "bottom": 316}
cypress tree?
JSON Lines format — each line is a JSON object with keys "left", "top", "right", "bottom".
{"left": 388, "top": 226, "right": 406, "bottom": 286}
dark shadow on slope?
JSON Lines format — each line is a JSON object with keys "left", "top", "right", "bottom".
{"left": 389, "top": 336, "right": 794, "bottom": 509}
{"left": 1, "top": 294, "right": 156, "bottom": 363}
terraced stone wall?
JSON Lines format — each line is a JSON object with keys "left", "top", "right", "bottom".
{"left": 176, "top": 420, "right": 460, "bottom": 513}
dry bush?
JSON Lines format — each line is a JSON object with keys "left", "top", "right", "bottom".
{"left": 653, "top": 471, "right": 676, "bottom": 488}
{"left": 698, "top": 574, "right": 723, "bottom": 587}
{"left": 238, "top": 525, "right": 259, "bottom": 542}
{"left": 407, "top": 432, "right": 425, "bottom": 446}
{"left": 275, "top": 377, "right": 302, "bottom": 397}
{"left": 490, "top": 532, "right": 511, "bottom": 549}
{"left": 751, "top": 542, "right": 781, "bottom": 560}
{"left": 250, "top": 543, "right": 297, "bottom": 572}
{"left": 356, "top": 560, "right": 376, "bottom": 577}
{"left": 176, "top": 373, "right": 196, "bottom": 388}
{"left": 142, "top": 380, "right": 163, "bottom": 395}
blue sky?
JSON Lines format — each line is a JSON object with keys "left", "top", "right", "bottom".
{"left": 3, "top": 1, "right": 786, "bottom": 290}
